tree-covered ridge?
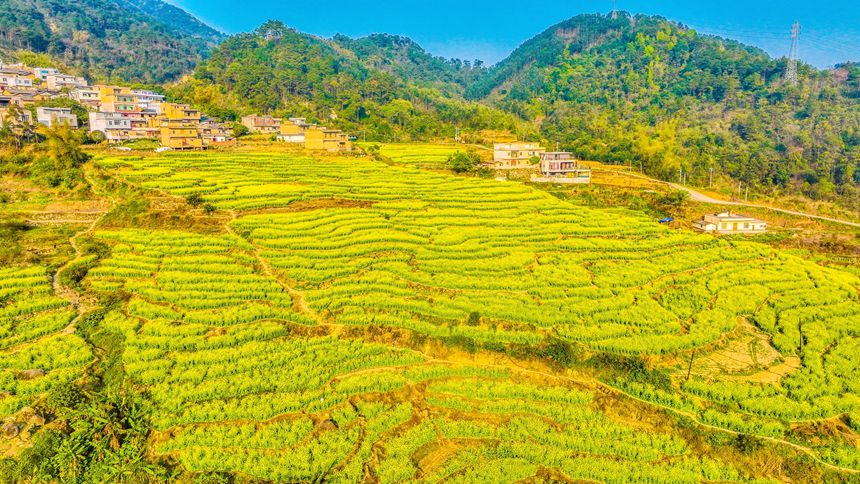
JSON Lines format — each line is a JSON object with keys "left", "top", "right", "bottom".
{"left": 0, "top": 0, "right": 223, "bottom": 83}
{"left": 121, "top": 0, "right": 223, "bottom": 42}
{"left": 332, "top": 33, "right": 486, "bottom": 93}
{"left": 171, "top": 21, "right": 525, "bottom": 141}
{"left": 471, "top": 13, "right": 860, "bottom": 208}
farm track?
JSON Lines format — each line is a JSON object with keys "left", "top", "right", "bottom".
{"left": 600, "top": 169, "right": 860, "bottom": 228}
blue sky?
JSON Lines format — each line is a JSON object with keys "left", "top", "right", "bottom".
{"left": 167, "top": 0, "right": 860, "bottom": 68}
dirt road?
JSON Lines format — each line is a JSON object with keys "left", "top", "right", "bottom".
{"left": 612, "top": 170, "right": 860, "bottom": 228}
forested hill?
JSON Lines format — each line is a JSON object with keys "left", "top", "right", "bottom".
{"left": 0, "top": 0, "right": 224, "bottom": 83}
{"left": 469, "top": 13, "right": 860, "bottom": 206}
{"left": 169, "top": 21, "right": 524, "bottom": 140}
{"left": 331, "top": 33, "right": 486, "bottom": 94}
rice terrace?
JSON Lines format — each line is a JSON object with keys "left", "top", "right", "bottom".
{"left": 1, "top": 1, "right": 860, "bottom": 482}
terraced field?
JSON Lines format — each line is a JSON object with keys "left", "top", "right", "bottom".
{"left": 0, "top": 266, "right": 91, "bottom": 418}
{"left": 83, "top": 228, "right": 751, "bottom": 482}
{"left": 362, "top": 143, "right": 487, "bottom": 168}
{"left": 2, "top": 148, "right": 853, "bottom": 480}
{"left": 79, "top": 150, "right": 860, "bottom": 480}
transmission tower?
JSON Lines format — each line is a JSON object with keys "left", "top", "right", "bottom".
{"left": 611, "top": 0, "right": 618, "bottom": 19}
{"left": 785, "top": 21, "right": 800, "bottom": 85}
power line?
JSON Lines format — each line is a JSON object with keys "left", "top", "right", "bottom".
{"left": 785, "top": 21, "right": 801, "bottom": 85}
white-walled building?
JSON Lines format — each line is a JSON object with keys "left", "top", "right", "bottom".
{"left": 89, "top": 111, "right": 133, "bottom": 141}
{"left": 693, "top": 212, "right": 767, "bottom": 234}
{"left": 32, "top": 67, "right": 60, "bottom": 81}
{"left": 132, "top": 89, "right": 166, "bottom": 113}
{"left": 71, "top": 87, "right": 101, "bottom": 108}
{"left": 531, "top": 152, "right": 592, "bottom": 184}
{"left": 36, "top": 107, "right": 78, "bottom": 128}
{"left": 0, "top": 73, "right": 33, "bottom": 88}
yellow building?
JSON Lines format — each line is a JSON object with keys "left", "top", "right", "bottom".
{"left": 95, "top": 85, "right": 137, "bottom": 113}
{"left": 304, "top": 127, "right": 352, "bottom": 152}
{"left": 162, "top": 103, "right": 202, "bottom": 121}
{"left": 278, "top": 122, "right": 307, "bottom": 143}
{"left": 159, "top": 103, "right": 204, "bottom": 149}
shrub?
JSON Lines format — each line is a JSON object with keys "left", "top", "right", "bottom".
{"left": 467, "top": 311, "right": 481, "bottom": 326}
{"left": 448, "top": 151, "right": 481, "bottom": 173}
{"left": 186, "top": 193, "right": 204, "bottom": 208}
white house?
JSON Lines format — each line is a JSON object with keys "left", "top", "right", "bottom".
{"left": 32, "top": 67, "right": 60, "bottom": 81}
{"left": 0, "top": 73, "right": 33, "bottom": 88}
{"left": 132, "top": 90, "right": 166, "bottom": 113}
{"left": 36, "top": 107, "right": 78, "bottom": 128}
{"left": 693, "top": 211, "right": 767, "bottom": 234}
{"left": 89, "top": 111, "right": 133, "bottom": 141}
{"left": 531, "top": 152, "right": 592, "bottom": 184}
{"left": 71, "top": 87, "right": 101, "bottom": 108}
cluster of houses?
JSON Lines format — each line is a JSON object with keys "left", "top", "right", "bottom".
{"left": 88, "top": 91, "right": 234, "bottom": 149}
{"left": 242, "top": 115, "right": 354, "bottom": 152}
{"left": 492, "top": 142, "right": 592, "bottom": 184}
{"left": 491, "top": 141, "right": 767, "bottom": 234}
{"left": 0, "top": 60, "right": 234, "bottom": 149}
{"left": 0, "top": 62, "right": 85, "bottom": 128}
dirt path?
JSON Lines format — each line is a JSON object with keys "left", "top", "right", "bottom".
{"left": 604, "top": 170, "right": 860, "bottom": 229}
{"left": 224, "top": 209, "right": 322, "bottom": 323}
{"left": 52, "top": 165, "right": 118, "bottom": 318}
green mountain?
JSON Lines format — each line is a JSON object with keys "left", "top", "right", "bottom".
{"left": 469, "top": 13, "right": 860, "bottom": 206}
{"left": 331, "top": 33, "right": 485, "bottom": 94}
{"left": 0, "top": 0, "right": 224, "bottom": 83}
{"left": 121, "top": 0, "right": 223, "bottom": 42}
{"left": 170, "top": 21, "right": 524, "bottom": 140}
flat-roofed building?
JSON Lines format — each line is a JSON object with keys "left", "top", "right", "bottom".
{"left": 89, "top": 112, "right": 134, "bottom": 141}
{"left": 492, "top": 142, "right": 546, "bottom": 169}
{"left": 532, "top": 152, "right": 591, "bottom": 184}
{"left": 46, "top": 74, "right": 87, "bottom": 90}
{"left": 304, "top": 126, "right": 353, "bottom": 152}
{"left": 132, "top": 90, "right": 165, "bottom": 113}
{"left": 241, "top": 114, "right": 282, "bottom": 134}
{"left": 36, "top": 107, "right": 78, "bottom": 128}
{"left": 71, "top": 87, "right": 101, "bottom": 109}
{"left": 31, "top": 67, "right": 60, "bottom": 81}
{"left": 96, "top": 85, "right": 138, "bottom": 113}
{"left": 0, "top": 73, "right": 33, "bottom": 88}
{"left": 159, "top": 103, "right": 204, "bottom": 149}
{"left": 277, "top": 118, "right": 312, "bottom": 143}
{"left": 693, "top": 211, "right": 767, "bottom": 234}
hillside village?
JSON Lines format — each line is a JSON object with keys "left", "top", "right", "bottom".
{"left": 242, "top": 115, "right": 354, "bottom": 152}
{"left": 0, "top": 59, "right": 368, "bottom": 154}
{"left": 0, "top": 60, "right": 236, "bottom": 149}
